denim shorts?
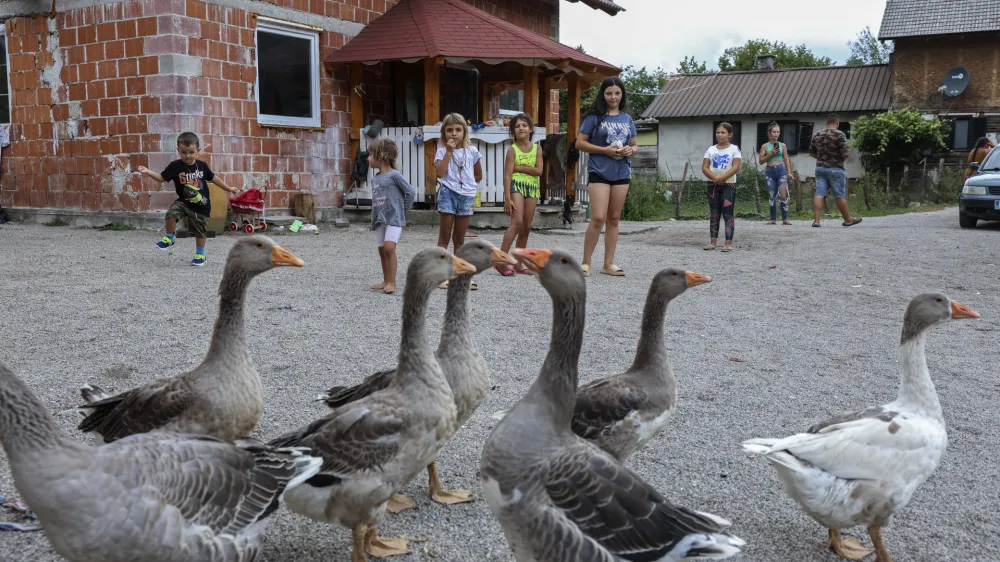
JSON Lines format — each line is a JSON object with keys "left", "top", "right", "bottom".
{"left": 815, "top": 166, "right": 847, "bottom": 198}
{"left": 437, "top": 186, "right": 475, "bottom": 216}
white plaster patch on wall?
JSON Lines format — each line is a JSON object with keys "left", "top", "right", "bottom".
{"left": 42, "top": 17, "right": 65, "bottom": 152}
{"left": 103, "top": 155, "right": 132, "bottom": 195}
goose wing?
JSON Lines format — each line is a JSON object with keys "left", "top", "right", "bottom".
{"left": 544, "top": 442, "right": 738, "bottom": 560}
{"left": 99, "top": 433, "right": 321, "bottom": 535}
{"left": 763, "top": 406, "right": 943, "bottom": 481}
{"left": 268, "top": 405, "right": 404, "bottom": 482}
{"left": 571, "top": 379, "right": 649, "bottom": 440}
{"left": 318, "top": 367, "right": 395, "bottom": 409}
{"left": 78, "top": 377, "right": 194, "bottom": 442}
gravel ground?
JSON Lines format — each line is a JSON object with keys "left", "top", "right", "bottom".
{"left": 1, "top": 209, "right": 998, "bottom": 561}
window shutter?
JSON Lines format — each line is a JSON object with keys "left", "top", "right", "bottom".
{"left": 970, "top": 117, "right": 988, "bottom": 147}
{"left": 756, "top": 122, "right": 769, "bottom": 152}
{"left": 798, "top": 122, "right": 814, "bottom": 154}
{"left": 712, "top": 121, "right": 720, "bottom": 146}
{"left": 945, "top": 119, "right": 956, "bottom": 150}
{"left": 731, "top": 121, "right": 743, "bottom": 152}
{"left": 838, "top": 121, "right": 851, "bottom": 140}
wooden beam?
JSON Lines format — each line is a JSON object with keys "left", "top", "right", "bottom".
{"left": 424, "top": 57, "right": 442, "bottom": 196}
{"left": 566, "top": 72, "right": 581, "bottom": 197}
{"left": 523, "top": 66, "right": 539, "bottom": 123}
{"left": 349, "top": 63, "right": 364, "bottom": 160}
{"left": 536, "top": 77, "right": 548, "bottom": 130}
{"left": 480, "top": 80, "right": 490, "bottom": 122}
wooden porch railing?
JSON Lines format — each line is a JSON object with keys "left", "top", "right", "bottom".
{"left": 357, "top": 126, "right": 590, "bottom": 206}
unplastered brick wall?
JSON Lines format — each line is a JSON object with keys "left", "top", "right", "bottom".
{"left": 0, "top": 0, "right": 562, "bottom": 212}
{"left": 892, "top": 34, "right": 1000, "bottom": 112}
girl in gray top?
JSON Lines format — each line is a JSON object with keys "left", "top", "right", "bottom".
{"left": 369, "top": 138, "right": 414, "bottom": 294}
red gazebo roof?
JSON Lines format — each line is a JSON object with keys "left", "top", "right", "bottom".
{"left": 326, "top": 0, "right": 619, "bottom": 80}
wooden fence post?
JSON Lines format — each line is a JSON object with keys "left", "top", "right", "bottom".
{"left": 921, "top": 158, "right": 929, "bottom": 201}
{"left": 676, "top": 162, "right": 688, "bottom": 219}
{"left": 793, "top": 171, "right": 802, "bottom": 214}
{"left": 885, "top": 167, "right": 890, "bottom": 197}
{"left": 752, "top": 166, "right": 762, "bottom": 216}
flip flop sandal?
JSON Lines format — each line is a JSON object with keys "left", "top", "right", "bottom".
{"left": 470, "top": 281, "right": 479, "bottom": 291}
{"left": 581, "top": 264, "right": 591, "bottom": 277}
{"left": 703, "top": 245, "right": 717, "bottom": 250}
{"left": 720, "top": 247, "right": 734, "bottom": 252}
{"left": 600, "top": 265, "right": 625, "bottom": 276}
{"left": 812, "top": 223, "right": 821, "bottom": 227}
{"left": 515, "top": 267, "right": 532, "bottom": 275}
{"left": 842, "top": 218, "right": 863, "bottom": 227}
{"left": 494, "top": 264, "right": 515, "bottom": 277}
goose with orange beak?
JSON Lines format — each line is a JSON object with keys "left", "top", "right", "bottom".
{"left": 569, "top": 266, "right": 712, "bottom": 462}
{"left": 744, "top": 294, "right": 980, "bottom": 562}
{"left": 77, "top": 235, "right": 305, "bottom": 444}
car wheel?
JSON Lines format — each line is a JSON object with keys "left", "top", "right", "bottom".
{"left": 959, "top": 212, "right": 977, "bottom": 229}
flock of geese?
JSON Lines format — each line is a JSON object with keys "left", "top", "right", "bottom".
{"left": 0, "top": 234, "right": 981, "bottom": 562}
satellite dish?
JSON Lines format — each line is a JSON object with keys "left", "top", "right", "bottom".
{"left": 941, "top": 67, "right": 970, "bottom": 97}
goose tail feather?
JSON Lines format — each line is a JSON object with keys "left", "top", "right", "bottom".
{"left": 667, "top": 532, "right": 745, "bottom": 560}
{"left": 741, "top": 437, "right": 779, "bottom": 455}
{"left": 79, "top": 383, "right": 110, "bottom": 404}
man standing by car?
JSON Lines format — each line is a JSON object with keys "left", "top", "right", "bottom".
{"left": 809, "top": 114, "right": 862, "bottom": 227}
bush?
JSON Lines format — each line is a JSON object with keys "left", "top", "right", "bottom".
{"left": 622, "top": 175, "right": 670, "bottom": 221}
{"left": 852, "top": 108, "right": 950, "bottom": 174}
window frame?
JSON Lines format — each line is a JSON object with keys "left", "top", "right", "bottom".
{"left": 1, "top": 23, "right": 10, "bottom": 126}
{"left": 254, "top": 20, "right": 321, "bottom": 128}
{"left": 951, "top": 118, "right": 970, "bottom": 151}
{"left": 498, "top": 89, "right": 524, "bottom": 116}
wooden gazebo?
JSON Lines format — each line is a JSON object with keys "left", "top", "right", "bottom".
{"left": 326, "top": 0, "right": 620, "bottom": 203}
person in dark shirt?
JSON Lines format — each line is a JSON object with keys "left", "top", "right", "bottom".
{"left": 137, "top": 132, "right": 240, "bottom": 266}
{"left": 808, "top": 114, "right": 861, "bottom": 227}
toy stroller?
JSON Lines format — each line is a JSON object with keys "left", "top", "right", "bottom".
{"left": 229, "top": 188, "right": 267, "bottom": 234}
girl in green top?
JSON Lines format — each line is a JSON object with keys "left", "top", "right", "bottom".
{"left": 498, "top": 113, "right": 544, "bottom": 275}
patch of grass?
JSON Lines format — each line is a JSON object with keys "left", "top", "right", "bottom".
{"left": 622, "top": 175, "right": 671, "bottom": 221}
{"left": 98, "top": 223, "right": 138, "bottom": 231}
{"left": 43, "top": 218, "right": 69, "bottom": 227}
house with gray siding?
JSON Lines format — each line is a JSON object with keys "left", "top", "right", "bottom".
{"left": 642, "top": 58, "right": 893, "bottom": 181}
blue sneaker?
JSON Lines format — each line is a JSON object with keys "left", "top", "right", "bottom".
{"left": 155, "top": 236, "right": 174, "bottom": 250}
{"left": 190, "top": 254, "right": 206, "bottom": 267}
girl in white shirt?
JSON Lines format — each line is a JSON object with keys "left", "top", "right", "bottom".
{"left": 701, "top": 122, "right": 742, "bottom": 252}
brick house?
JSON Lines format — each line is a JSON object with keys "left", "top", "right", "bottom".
{"left": 0, "top": 0, "right": 621, "bottom": 221}
{"left": 879, "top": 0, "right": 1000, "bottom": 162}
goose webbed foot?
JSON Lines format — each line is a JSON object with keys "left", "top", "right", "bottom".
{"left": 386, "top": 493, "right": 417, "bottom": 513}
{"left": 827, "top": 528, "right": 875, "bottom": 560}
{"left": 427, "top": 461, "right": 473, "bottom": 505}
{"left": 365, "top": 527, "right": 410, "bottom": 558}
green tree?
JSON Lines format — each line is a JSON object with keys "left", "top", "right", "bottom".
{"left": 676, "top": 55, "right": 708, "bottom": 74}
{"left": 558, "top": 47, "right": 668, "bottom": 125}
{"left": 717, "top": 39, "right": 833, "bottom": 71}
{"left": 851, "top": 108, "right": 950, "bottom": 174}
{"left": 846, "top": 26, "right": 893, "bottom": 65}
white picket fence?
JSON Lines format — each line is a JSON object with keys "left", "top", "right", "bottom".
{"left": 357, "top": 126, "right": 589, "bottom": 205}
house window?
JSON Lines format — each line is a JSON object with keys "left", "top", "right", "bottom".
{"left": 838, "top": 121, "right": 851, "bottom": 139}
{"left": 255, "top": 20, "right": 320, "bottom": 127}
{"left": 1, "top": 23, "right": 10, "bottom": 124}
{"left": 499, "top": 90, "right": 523, "bottom": 116}
{"left": 951, "top": 119, "right": 970, "bottom": 151}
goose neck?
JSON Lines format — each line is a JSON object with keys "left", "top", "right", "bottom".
{"left": 527, "top": 290, "right": 585, "bottom": 428}
{"left": 630, "top": 290, "right": 670, "bottom": 373}
{"left": 207, "top": 265, "right": 252, "bottom": 358}
{"left": 397, "top": 277, "right": 442, "bottom": 387}
{"left": 439, "top": 275, "right": 474, "bottom": 353}
{"left": 0, "top": 371, "right": 75, "bottom": 457}
{"left": 897, "top": 334, "right": 942, "bottom": 419}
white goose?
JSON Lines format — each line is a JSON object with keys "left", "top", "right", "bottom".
{"left": 743, "top": 293, "right": 979, "bottom": 562}
{"left": 0, "top": 361, "right": 321, "bottom": 561}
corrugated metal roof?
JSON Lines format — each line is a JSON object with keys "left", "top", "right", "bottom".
{"left": 566, "top": 0, "right": 625, "bottom": 16}
{"left": 878, "top": 0, "right": 1000, "bottom": 40}
{"left": 642, "top": 65, "right": 893, "bottom": 119}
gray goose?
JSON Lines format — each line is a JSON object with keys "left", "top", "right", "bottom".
{"left": 743, "top": 294, "right": 979, "bottom": 562}
{"left": 77, "top": 235, "right": 304, "bottom": 443}
{"left": 481, "top": 248, "right": 744, "bottom": 562}
{"left": 572, "top": 267, "right": 711, "bottom": 461}
{"left": 0, "top": 361, "right": 321, "bottom": 561}
{"left": 269, "top": 248, "right": 475, "bottom": 562}
{"left": 317, "top": 239, "right": 516, "bottom": 508}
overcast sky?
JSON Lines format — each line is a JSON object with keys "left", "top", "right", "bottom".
{"left": 560, "top": 0, "right": 889, "bottom": 73}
